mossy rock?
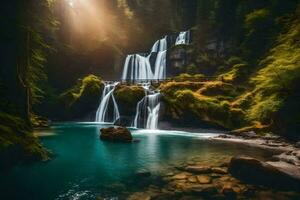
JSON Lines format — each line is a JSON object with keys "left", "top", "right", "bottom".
{"left": 161, "top": 88, "right": 246, "bottom": 129}
{"left": 59, "top": 75, "right": 104, "bottom": 120}
{"left": 218, "top": 64, "right": 251, "bottom": 83}
{"left": 114, "top": 85, "right": 145, "bottom": 116}
{"left": 173, "top": 73, "right": 205, "bottom": 82}
{"left": 197, "top": 81, "right": 239, "bottom": 98}
{"left": 160, "top": 81, "right": 205, "bottom": 97}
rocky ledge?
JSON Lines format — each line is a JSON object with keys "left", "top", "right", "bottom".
{"left": 126, "top": 156, "right": 300, "bottom": 200}
{"left": 100, "top": 126, "right": 133, "bottom": 142}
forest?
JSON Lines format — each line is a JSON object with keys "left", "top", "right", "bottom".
{"left": 1, "top": 0, "right": 300, "bottom": 200}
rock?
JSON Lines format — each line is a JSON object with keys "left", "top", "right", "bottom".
{"left": 196, "top": 175, "right": 212, "bottom": 184}
{"left": 228, "top": 156, "right": 300, "bottom": 190}
{"left": 187, "top": 176, "right": 198, "bottom": 183}
{"left": 295, "top": 141, "right": 300, "bottom": 148}
{"left": 127, "top": 192, "right": 151, "bottom": 200}
{"left": 135, "top": 169, "right": 151, "bottom": 178}
{"left": 185, "top": 166, "right": 211, "bottom": 174}
{"left": 211, "top": 167, "right": 227, "bottom": 174}
{"left": 221, "top": 183, "right": 238, "bottom": 198}
{"left": 182, "top": 184, "right": 217, "bottom": 195}
{"left": 100, "top": 126, "right": 133, "bottom": 142}
{"left": 171, "top": 173, "right": 190, "bottom": 180}
{"left": 219, "top": 176, "right": 231, "bottom": 182}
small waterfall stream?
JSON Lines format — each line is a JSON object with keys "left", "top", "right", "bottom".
{"left": 133, "top": 90, "right": 161, "bottom": 130}
{"left": 175, "top": 31, "right": 190, "bottom": 45}
{"left": 95, "top": 82, "right": 120, "bottom": 123}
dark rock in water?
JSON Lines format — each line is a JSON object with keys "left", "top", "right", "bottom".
{"left": 100, "top": 126, "right": 133, "bottom": 142}
{"left": 135, "top": 169, "right": 151, "bottom": 178}
{"left": 228, "top": 156, "right": 300, "bottom": 190}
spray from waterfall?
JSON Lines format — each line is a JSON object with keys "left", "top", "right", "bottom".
{"left": 95, "top": 82, "right": 120, "bottom": 123}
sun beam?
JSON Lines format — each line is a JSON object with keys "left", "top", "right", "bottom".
{"left": 67, "top": 0, "right": 75, "bottom": 8}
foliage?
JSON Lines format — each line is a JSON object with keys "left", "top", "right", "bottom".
{"left": 218, "top": 63, "right": 251, "bottom": 83}
{"left": 247, "top": 9, "right": 300, "bottom": 130}
{"left": 173, "top": 73, "right": 205, "bottom": 82}
{"left": 0, "top": 112, "right": 50, "bottom": 168}
{"left": 161, "top": 88, "right": 245, "bottom": 129}
{"left": 59, "top": 75, "right": 104, "bottom": 119}
{"left": 21, "top": 0, "right": 58, "bottom": 105}
{"left": 197, "top": 81, "right": 239, "bottom": 99}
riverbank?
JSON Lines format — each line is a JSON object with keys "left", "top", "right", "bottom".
{"left": 124, "top": 134, "right": 300, "bottom": 200}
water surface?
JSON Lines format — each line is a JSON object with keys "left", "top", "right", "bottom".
{"left": 0, "top": 123, "right": 273, "bottom": 200}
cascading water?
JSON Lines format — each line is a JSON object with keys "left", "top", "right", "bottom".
{"left": 133, "top": 89, "right": 161, "bottom": 130}
{"left": 122, "top": 36, "right": 168, "bottom": 82}
{"left": 128, "top": 31, "right": 191, "bottom": 129}
{"left": 95, "top": 30, "right": 191, "bottom": 129}
{"left": 175, "top": 31, "right": 190, "bottom": 45}
{"left": 95, "top": 82, "right": 120, "bottom": 123}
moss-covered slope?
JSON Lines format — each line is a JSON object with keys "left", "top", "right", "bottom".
{"left": 161, "top": 7, "right": 300, "bottom": 139}
{"left": 0, "top": 112, "right": 49, "bottom": 169}
{"left": 59, "top": 75, "right": 104, "bottom": 120}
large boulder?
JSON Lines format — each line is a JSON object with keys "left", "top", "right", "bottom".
{"left": 100, "top": 126, "right": 133, "bottom": 142}
{"left": 228, "top": 156, "right": 300, "bottom": 190}
{"left": 114, "top": 85, "right": 145, "bottom": 116}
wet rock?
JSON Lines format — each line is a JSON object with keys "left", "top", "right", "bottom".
{"left": 185, "top": 166, "right": 211, "bottom": 174}
{"left": 135, "top": 169, "right": 151, "bottom": 178}
{"left": 187, "top": 176, "right": 198, "bottom": 183}
{"left": 228, "top": 156, "right": 300, "bottom": 190}
{"left": 221, "top": 183, "right": 238, "bottom": 198}
{"left": 171, "top": 173, "right": 190, "bottom": 180}
{"left": 211, "top": 167, "right": 227, "bottom": 174}
{"left": 182, "top": 184, "right": 217, "bottom": 195}
{"left": 196, "top": 175, "right": 212, "bottom": 184}
{"left": 127, "top": 192, "right": 151, "bottom": 200}
{"left": 100, "top": 126, "right": 133, "bottom": 142}
{"left": 219, "top": 176, "right": 231, "bottom": 182}
{"left": 295, "top": 141, "right": 300, "bottom": 148}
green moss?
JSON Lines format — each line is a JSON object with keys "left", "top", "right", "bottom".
{"left": 0, "top": 112, "right": 50, "bottom": 168}
{"left": 218, "top": 63, "right": 251, "bottom": 83}
{"left": 59, "top": 74, "right": 104, "bottom": 119}
{"left": 60, "top": 75, "right": 103, "bottom": 107}
{"left": 114, "top": 85, "right": 145, "bottom": 116}
{"left": 160, "top": 81, "right": 204, "bottom": 97}
{"left": 246, "top": 11, "right": 300, "bottom": 134}
{"left": 161, "top": 87, "right": 246, "bottom": 129}
{"left": 173, "top": 73, "right": 205, "bottom": 82}
{"left": 197, "top": 81, "right": 239, "bottom": 99}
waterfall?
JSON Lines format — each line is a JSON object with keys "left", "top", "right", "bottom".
{"left": 95, "top": 82, "right": 120, "bottom": 123}
{"left": 133, "top": 89, "right": 161, "bottom": 130}
{"left": 153, "top": 50, "right": 167, "bottom": 80}
{"left": 122, "top": 36, "right": 168, "bottom": 82}
{"left": 175, "top": 31, "right": 190, "bottom": 45}
{"left": 117, "top": 30, "right": 191, "bottom": 129}
{"left": 146, "top": 93, "right": 161, "bottom": 129}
